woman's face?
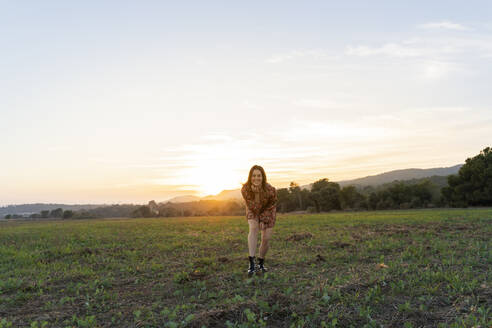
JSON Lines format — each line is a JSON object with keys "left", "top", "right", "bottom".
{"left": 252, "top": 169, "right": 263, "bottom": 186}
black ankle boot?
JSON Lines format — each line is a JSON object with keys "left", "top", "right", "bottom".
{"left": 248, "top": 256, "right": 256, "bottom": 276}
{"left": 257, "top": 257, "right": 267, "bottom": 272}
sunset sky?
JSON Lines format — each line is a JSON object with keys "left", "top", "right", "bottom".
{"left": 2, "top": 1, "right": 491, "bottom": 205}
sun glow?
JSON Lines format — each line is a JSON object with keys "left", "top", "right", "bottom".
{"left": 185, "top": 161, "right": 242, "bottom": 196}
{"left": 154, "top": 140, "right": 252, "bottom": 197}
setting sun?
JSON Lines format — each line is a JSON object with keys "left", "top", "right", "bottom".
{"left": 184, "top": 161, "right": 242, "bottom": 196}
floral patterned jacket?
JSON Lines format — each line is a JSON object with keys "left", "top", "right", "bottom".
{"left": 241, "top": 182, "right": 278, "bottom": 226}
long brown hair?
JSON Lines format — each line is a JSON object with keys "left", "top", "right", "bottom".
{"left": 242, "top": 165, "right": 268, "bottom": 193}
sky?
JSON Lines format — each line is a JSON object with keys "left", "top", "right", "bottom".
{"left": 1, "top": 1, "right": 492, "bottom": 205}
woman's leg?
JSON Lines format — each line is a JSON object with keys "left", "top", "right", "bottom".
{"left": 248, "top": 219, "right": 259, "bottom": 257}
{"left": 259, "top": 227, "right": 274, "bottom": 259}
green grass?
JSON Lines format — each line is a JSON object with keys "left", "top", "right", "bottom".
{"left": 0, "top": 208, "right": 491, "bottom": 327}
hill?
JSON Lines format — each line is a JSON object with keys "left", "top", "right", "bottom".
{"left": 334, "top": 164, "right": 462, "bottom": 187}
{"left": 163, "top": 195, "right": 202, "bottom": 203}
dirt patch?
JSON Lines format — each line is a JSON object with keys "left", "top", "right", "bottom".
{"left": 286, "top": 232, "right": 313, "bottom": 241}
{"left": 305, "top": 254, "right": 327, "bottom": 265}
{"left": 371, "top": 298, "right": 444, "bottom": 327}
{"left": 350, "top": 231, "right": 377, "bottom": 242}
{"left": 187, "top": 231, "right": 206, "bottom": 237}
{"left": 189, "top": 270, "right": 207, "bottom": 280}
{"left": 435, "top": 224, "right": 472, "bottom": 232}
{"left": 189, "top": 301, "right": 293, "bottom": 328}
{"left": 337, "top": 282, "right": 369, "bottom": 294}
{"left": 74, "top": 247, "right": 101, "bottom": 256}
{"left": 374, "top": 225, "right": 411, "bottom": 235}
{"left": 329, "top": 241, "right": 352, "bottom": 248}
{"left": 266, "top": 291, "right": 292, "bottom": 308}
{"left": 188, "top": 301, "right": 258, "bottom": 328}
{"left": 336, "top": 275, "right": 391, "bottom": 294}
{"left": 476, "top": 285, "right": 492, "bottom": 306}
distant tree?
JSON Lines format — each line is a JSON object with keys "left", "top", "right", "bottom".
{"left": 277, "top": 188, "right": 291, "bottom": 213}
{"left": 311, "top": 178, "right": 331, "bottom": 191}
{"left": 368, "top": 192, "right": 379, "bottom": 210}
{"left": 289, "top": 182, "right": 303, "bottom": 209}
{"left": 309, "top": 179, "right": 325, "bottom": 212}
{"left": 225, "top": 201, "right": 242, "bottom": 215}
{"left": 387, "top": 182, "right": 411, "bottom": 205}
{"left": 310, "top": 178, "right": 341, "bottom": 211}
{"left": 4, "top": 214, "right": 11, "bottom": 219}
{"left": 148, "top": 200, "right": 159, "bottom": 216}
{"left": 40, "top": 210, "right": 50, "bottom": 218}
{"left": 340, "top": 185, "right": 366, "bottom": 209}
{"left": 162, "top": 206, "right": 178, "bottom": 217}
{"left": 86, "top": 204, "right": 140, "bottom": 218}
{"left": 411, "top": 180, "right": 433, "bottom": 206}
{"left": 207, "top": 206, "right": 220, "bottom": 216}
{"left": 74, "top": 210, "right": 96, "bottom": 219}
{"left": 377, "top": 198, "right": 395, "bottom": 210}
{"left": 300, "top": 189, "right": 312, "bottom": 210}
{"left": 362, "top": 185, "right": 375, "bottom": 194}
{"left": 132, "top": 205, "right": 153, "bottom": 218}
{"left": 442, "top": 147, "right": 492, "bottom": 207}
{"left": 63, "top": 210, "right": 74, "bottom": 219}
{"left": 50, "top": 208, "right": 63, "bottom": 218}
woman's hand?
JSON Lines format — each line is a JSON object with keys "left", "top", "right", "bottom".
{"left": 251, "top": 184, "right": 261, "bottom": 193}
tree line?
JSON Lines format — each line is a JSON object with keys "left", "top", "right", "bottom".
{"left": 4, "top": 201, "right": 245, "bottom": 220}
{"left": 280, "top": 147, "right": 491, "bottom": 212}
{"left": 4, "top": 208, "right": 75, "bottom": 220}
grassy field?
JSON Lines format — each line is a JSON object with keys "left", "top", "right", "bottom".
{"left": 0, "top": 208, "right": 491, "bottom": 328}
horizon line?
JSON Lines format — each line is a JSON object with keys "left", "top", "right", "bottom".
{"left": 0, "top": 162, "right": 463, "bottom": 207}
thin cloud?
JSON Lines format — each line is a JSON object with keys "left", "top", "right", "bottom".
{"left": 199, "top": 134, "right": 235, "bottom": 142}
{"left": 272, "top": 118, "right": 398, "bottom": 143}
{"left": 266, "top": 50, "right": 339, "bottom": 63}
{"left": 346, "top": 36, "right": 492, "bottom": 59}
{"left": 346, "top": 43, "right": 426, "bottom": 57}
{"left": 292, "top": 98, "right": 353, "bottom": 109}
{"left": 417, "top": 21, "right": 471, "bottom": 31}
{"left": 410, "top": 106, "right": 471, "bottom": 113}
{"left": 421, "top": 60, "right": 462, "bottom": 79}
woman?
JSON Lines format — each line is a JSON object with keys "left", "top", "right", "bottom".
{"left": 241, "top": 165, "right": 278, "bottom": 276}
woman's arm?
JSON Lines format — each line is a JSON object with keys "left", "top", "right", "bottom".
{"left": 241, "top": 185, "right": 261, "bottom": 219}
{"left": 259, "top": 187, "right": 278, "bottom": 220}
